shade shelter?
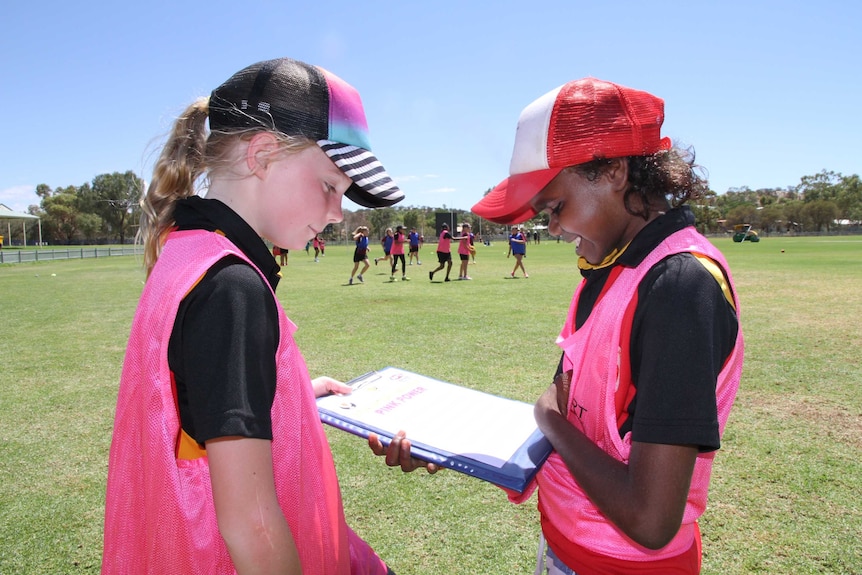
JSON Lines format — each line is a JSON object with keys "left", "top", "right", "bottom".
{"left": 0, "top": 203, "right": 42, "bottom": 247}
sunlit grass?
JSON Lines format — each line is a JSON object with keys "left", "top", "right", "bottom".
{"left": 1, "top": 236, "right": 860, "bottom": 573}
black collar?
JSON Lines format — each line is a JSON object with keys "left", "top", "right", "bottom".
{"left": 579, "top": 206, "right": 696, "bottom": 278}
{"left": 173, "top": 196, "right": 281, "bottom": 291}
{"left": 615, "top": 206, "right": 696, "bottom": 268}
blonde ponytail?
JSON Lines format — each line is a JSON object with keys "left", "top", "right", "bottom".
{"left": 139, "top": 97, "right": 210, "bottom": 277}
{"left": 138, "top": 95, "right": 320, "bottom": 276}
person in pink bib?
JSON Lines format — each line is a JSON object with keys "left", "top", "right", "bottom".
{"left": 102, "top": 57, "right": 431, "bottom": 575}
{"left": 453, "top": 222, "right": 473, "bottom": 280}
{"left": 473, "top": 77, "right": 744, "bottom": 574}
{"left": 375, "top": 78, "right": 743, "bottom": 575}
{"left": 428, "top": 222, "right": 454, "bottom": 282}
{"left": 389, "top": 225, "right": 409, "bottom": 281}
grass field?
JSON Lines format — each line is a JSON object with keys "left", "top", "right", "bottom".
{"left": 1, "top": 235, "right": 860, "bottom": 574}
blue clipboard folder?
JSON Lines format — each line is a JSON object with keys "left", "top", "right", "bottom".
{"left": 316, "top": 366, "right": 552, "bottom": 493}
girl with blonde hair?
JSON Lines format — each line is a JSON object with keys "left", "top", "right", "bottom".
{"left": 102, "top": 57, "right": 421, "bottom": 575}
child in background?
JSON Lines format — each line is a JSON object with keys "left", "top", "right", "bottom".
{"left": 390, "top": 225, "right": 409, "bottom": 281}
{"left": 102, "top": 57, "right": 430, "bottom": 575}
{"left": 349, "top": 226, "right": 370, "bottom": 285}
{"left": 454, "top": 223, "right": 472, "bottom": 280}
{"left": 374, "top": 227, "right": 393, "bottom": 268}
{"left": 428, "top": 222, "right": 453, "bottom": 282}
{"left": 313, "top": 233, "right": 323, "bottom": 262}
{"left": 509, "top": 226, "right": 528, "bottom": 278}
{"left": 272, "top": 245, "right": 288, "bottom": 266}
{"left": 407, "top": 227, "right": 421, "bottom": 266}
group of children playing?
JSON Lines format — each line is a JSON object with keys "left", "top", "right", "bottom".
{"left": 347, "top": 222, "right": 477, "bottom": 284}
{"left": 344, "top": 221, "right": 530, "bottom": 284}
{"left": 104, "top": 56, "right": 743, "bottom": 575}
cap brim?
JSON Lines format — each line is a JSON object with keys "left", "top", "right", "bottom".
{"left": 319, "top": 141, "right": 404, "bottom": 208}
{"left": 471, "top": 168, "right": 562, "bottom": 224}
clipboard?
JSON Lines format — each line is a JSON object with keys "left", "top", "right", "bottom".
{"left": 316, "top": 366, "right": 552, "bottom": 493}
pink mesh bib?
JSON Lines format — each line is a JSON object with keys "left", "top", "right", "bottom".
{"left": 538, "top": 227, "right": 744, "bottom": 563}
{"left": 102, "top": 230, "right": 386, "bottom": 574}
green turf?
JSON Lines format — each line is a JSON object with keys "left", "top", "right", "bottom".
{"left": 0, "top": 235, "right": 860, "bottom": 574}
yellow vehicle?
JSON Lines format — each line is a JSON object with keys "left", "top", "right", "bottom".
{"left": 732, "top": 224, "right": 760, "bottom": 243}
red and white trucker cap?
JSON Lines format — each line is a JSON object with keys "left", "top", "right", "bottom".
{"left": 472, "top": 78, "right": 671, "bottom": 224}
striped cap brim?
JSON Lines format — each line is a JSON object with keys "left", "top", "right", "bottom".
{"left": 319, "top": 141, "right": 404, "bottom": 208}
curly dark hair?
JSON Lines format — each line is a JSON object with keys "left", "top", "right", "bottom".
{"left": 573, "top": 146, "right": 709, "bottom": 220}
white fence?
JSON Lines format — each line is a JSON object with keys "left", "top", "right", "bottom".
{"left": 0, "top": 246, "right": 144, "bottom": 264}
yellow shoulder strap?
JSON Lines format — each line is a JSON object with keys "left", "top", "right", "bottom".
{"left": 693, "top": 254, "right": 736, "bottom": 311}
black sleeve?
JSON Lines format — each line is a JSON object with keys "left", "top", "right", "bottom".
{"left": 627, "top": 253, "right": 738, "bottom": 452}
{"left": 168, "top": 256, "right": 279, "bottom": 444}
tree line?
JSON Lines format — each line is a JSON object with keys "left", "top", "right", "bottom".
{"left": 691, "top": 170, "right": 862, "bottom": 235}
{"left": 10, "top": 169, "right": 861, "bottom": 246}
{"left": 14, "top": 171, "right": 143, "bottom": 245}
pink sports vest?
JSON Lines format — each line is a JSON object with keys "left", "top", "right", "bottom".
{"left": 391, "top": 232, "right": 405, "bottom": 256}
{"left": 437, "top": 231, "right": 451, "bottom": 253}
{"left": 537, "top": 227, "right": 744, "bottom": 563}
{"left": 102, "top": 230, "right": 387, "bottom": 575}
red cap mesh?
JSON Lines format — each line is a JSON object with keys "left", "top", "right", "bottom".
{"left": 473, "top": 78, "right": 671, "bottom": 224}
{"left": 547, "top": 79, "right": 667, "bottom": 168}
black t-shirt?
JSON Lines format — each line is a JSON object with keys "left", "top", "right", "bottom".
{"left": 557, "top": 206, "right": 738, "bottom": 452}
{"left": 167, "top": 196, "right": 282, "bottom": 445}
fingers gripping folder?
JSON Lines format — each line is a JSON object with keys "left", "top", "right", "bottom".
{"left": 316, "top": 366, "right": 552, "bottom": 492}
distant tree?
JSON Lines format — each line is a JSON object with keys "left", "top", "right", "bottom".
{"left": 797, "top": 170, "right": 841, "bottom": 202}
{"left": 78, "top": 213, "right": 104, "bottom": 244}
{"left": 90, "top": 171, "right": 143, "bottom": 244}
{"left": 836, "top": 174, "right": 862, "bottom": 221}
{"left": 368, "top": 207, "right": 395, "bottom": 237}
{"left": 725, "top": 204, "right": 759, "bottom": 228}
{"left": 804, "top": 200, "right": 839, "bottom": 232}
{"left": 18, "top": 169, "right": 862, "bottom": 245}
{"left": 402, "top": 209, "right": 421, "bottom": 233}
{"left": 782, "top": 200, "right": 808, "bottom": 232}
{"left": 41, "top": 186, "right": 85, "bottom": 244}
{"left": 76, "top": 182, "right": 98, "bottom": 214}
{"left": 758, "top": 204, "right": 784, "bottom": 234}
{"left": 35, "top": 183, "right": 52, "bottom": 201}
{"left": 719, "top": 187, "right": 760, "bottom": 209}
{"left": 692, "top": 189, "right": 720, "bottom": 233}
{"left": 780, "top": 186, "right": 801, "bottom": 202}
{"left": 755, "top": 188, "right": 783, "bottom": 207}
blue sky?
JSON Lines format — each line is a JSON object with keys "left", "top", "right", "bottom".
{"left": 1, "top": 1, "right": 859, "bottom": 214}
